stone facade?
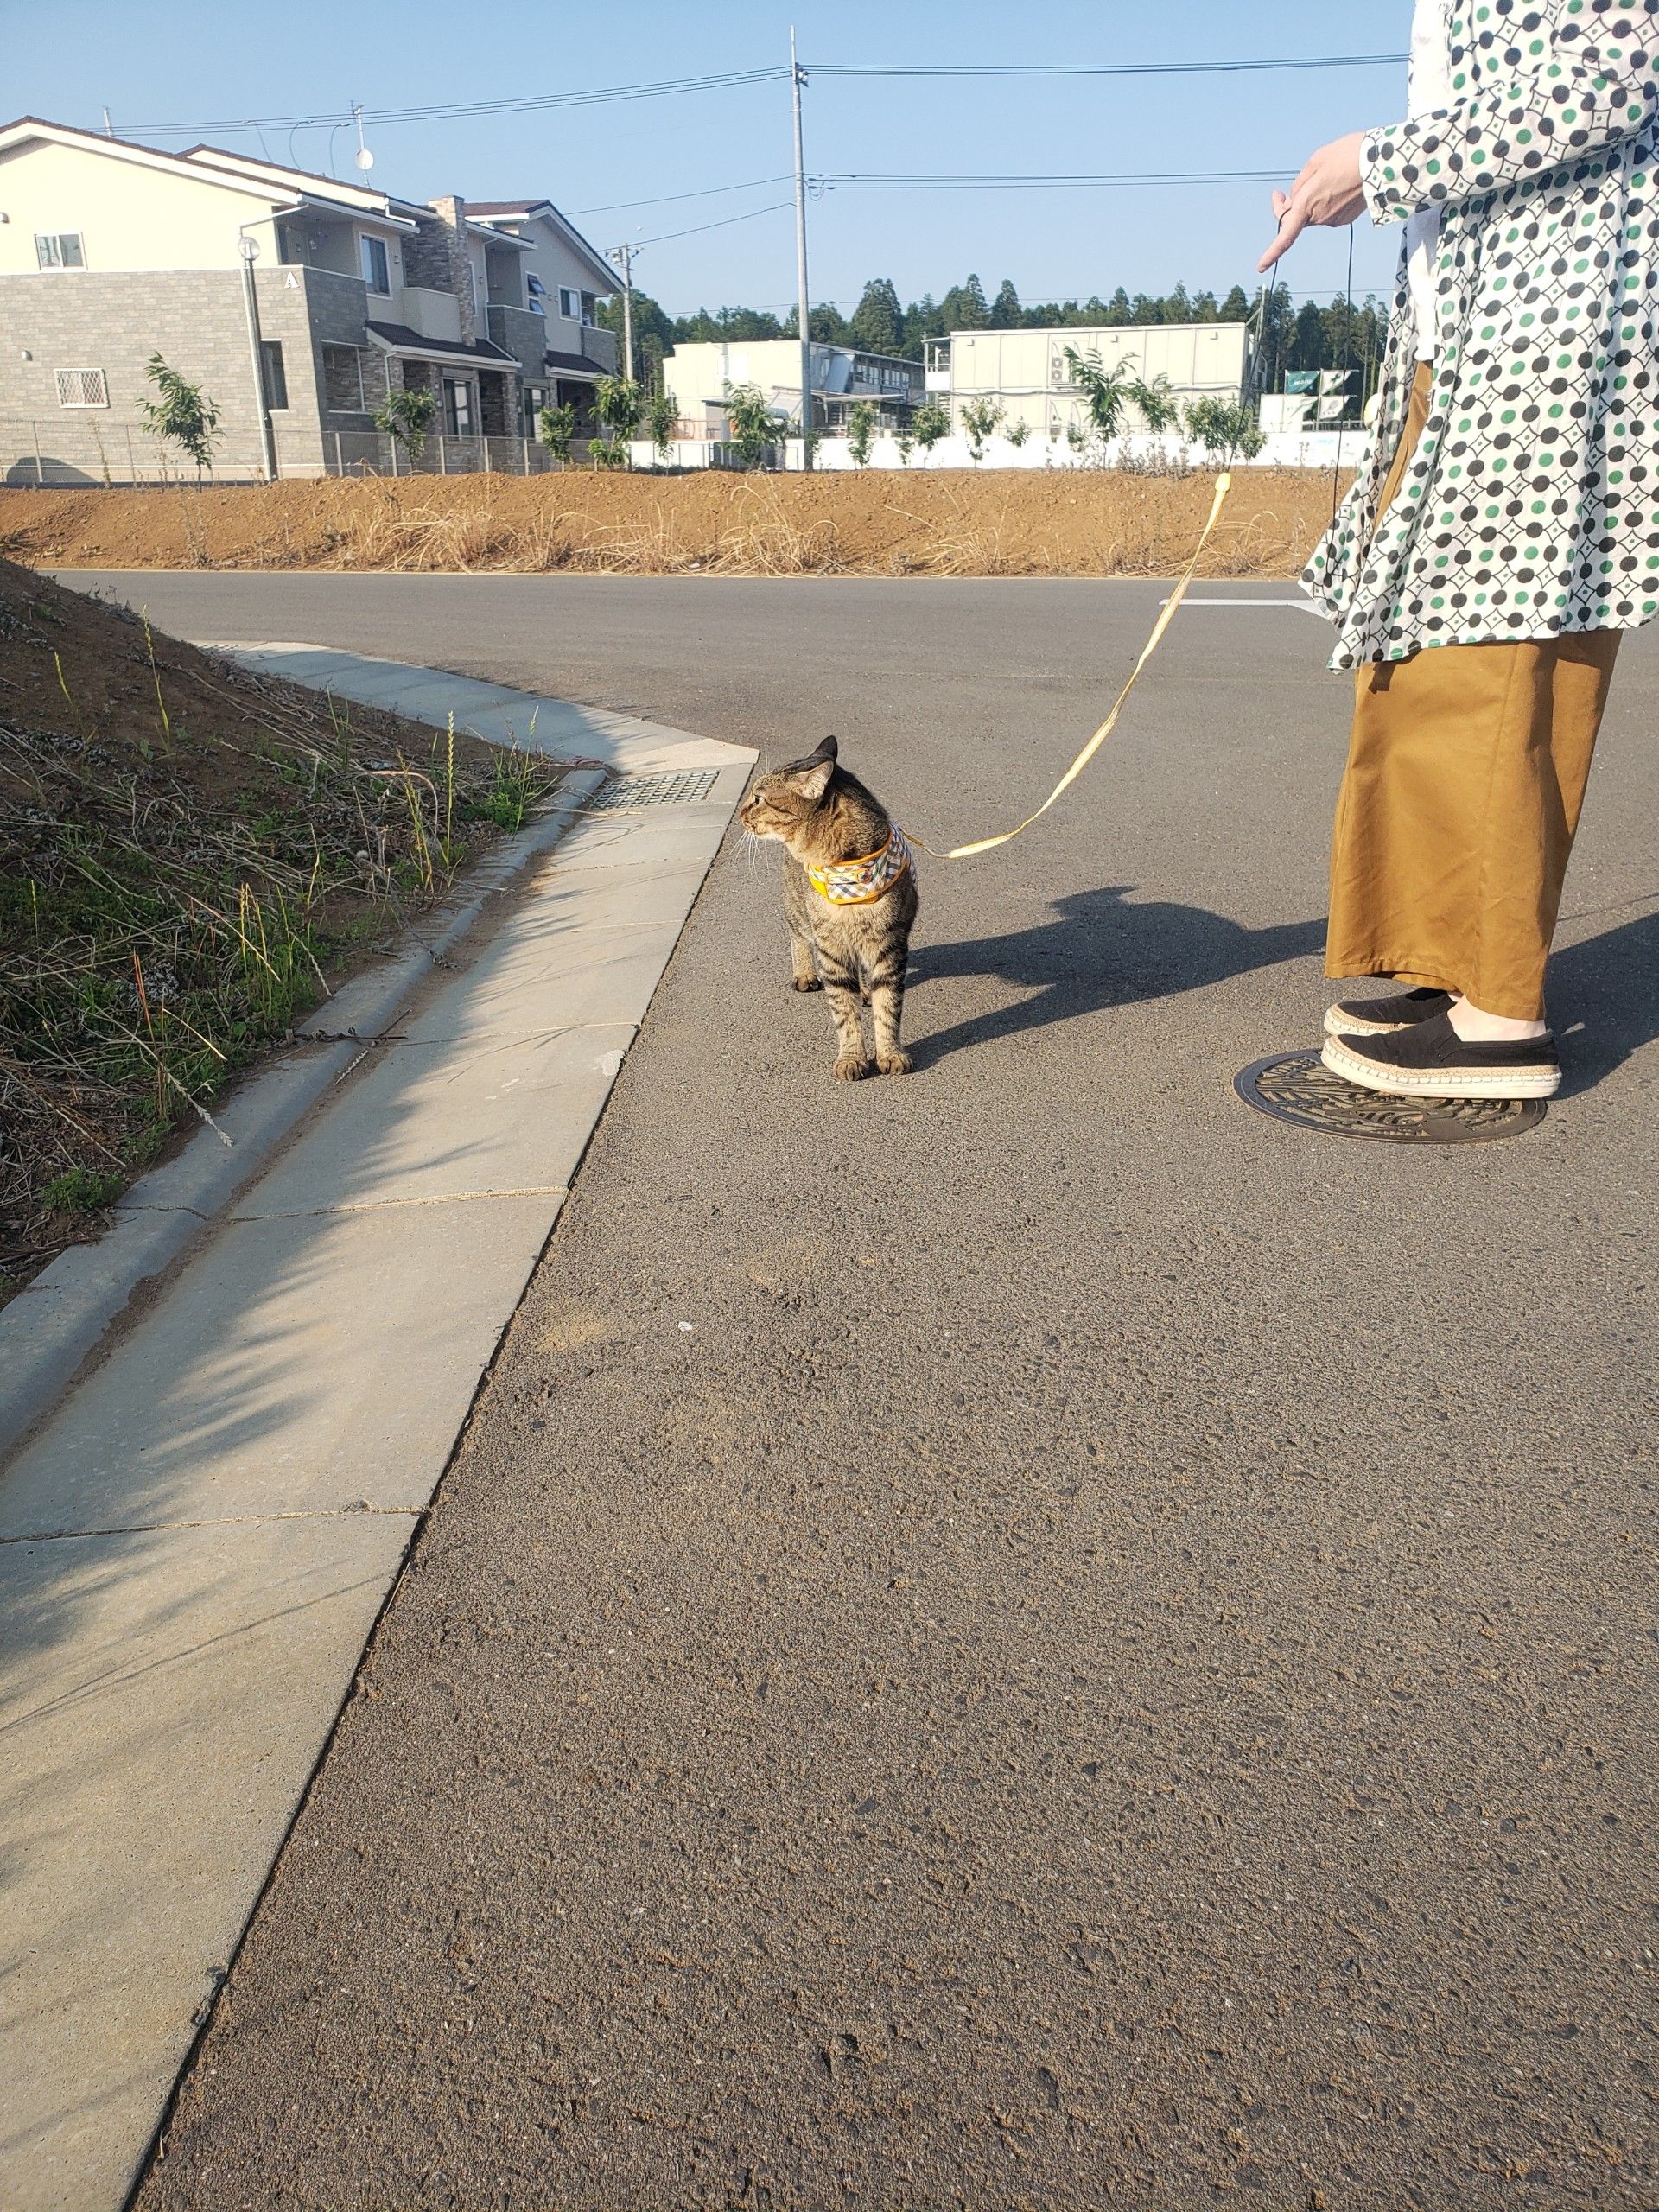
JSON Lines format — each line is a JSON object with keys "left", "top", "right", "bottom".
{"left": 427, "top": 197, "right": 475, "bottom": 346}
{"left": 397, "top": 213, "right": 455, "bottom": 296}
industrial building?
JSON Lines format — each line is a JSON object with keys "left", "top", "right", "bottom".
{"left": 928, "top": 321, "right": 1255, "bottom": 441}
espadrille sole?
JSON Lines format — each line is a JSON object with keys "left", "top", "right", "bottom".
{"left": 1320, "top": 1034, "right": 1561, "bottom": 1101}
{"left": 1323, "top": 1002, "right": 1417, "bottom": 1038}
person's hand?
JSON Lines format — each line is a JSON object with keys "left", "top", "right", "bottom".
{"left": 1258, "top": 131, "right": 1369, "bottom": 272}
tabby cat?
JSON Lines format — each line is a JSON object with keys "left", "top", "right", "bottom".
{"left": 739, "top": 736, "right": 918, "bottom": 1081}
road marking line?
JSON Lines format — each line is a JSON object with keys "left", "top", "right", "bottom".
{"left": 1165, "top": 595, "right": 1327, "bottom": 617}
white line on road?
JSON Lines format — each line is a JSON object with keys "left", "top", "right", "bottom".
{"left": 1165, "top": 596, "right": 1327, "bottom": 616}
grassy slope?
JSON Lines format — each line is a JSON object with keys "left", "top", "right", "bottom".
{"left": 0, "top": 560, "right": 556, "bottom": 1293}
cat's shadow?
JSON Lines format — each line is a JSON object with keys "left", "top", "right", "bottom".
{"left": 907, "top": 885, "right": 1325, "bottom": 1065}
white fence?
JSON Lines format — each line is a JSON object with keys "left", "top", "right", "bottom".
{"left": 626, "top": 429, "right": 1370, "bottom": 475}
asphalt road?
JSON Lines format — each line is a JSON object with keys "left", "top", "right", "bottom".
{"left": 64, "top": 574, "right": 1657, "bottom": 2210}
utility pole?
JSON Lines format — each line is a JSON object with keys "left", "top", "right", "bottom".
{"left": 791, "top": 26, "right": 813, "bottom": 469}
{"left": 608, "top": 241, "right": 638, "bottom": 384}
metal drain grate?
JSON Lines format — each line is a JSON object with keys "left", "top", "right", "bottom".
{"left": 584, "top": 770, "right": 720, "bottom": 811}
{"left": 1235, "top": 1050, "right": 1547, "bottom": 1144}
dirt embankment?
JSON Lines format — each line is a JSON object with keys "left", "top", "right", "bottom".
{"left": 0, "top": 468, "right": 1340, "bottom": 579}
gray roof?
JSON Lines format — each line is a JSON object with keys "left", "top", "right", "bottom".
{"left": 365, "top": 321, "right": 516, "bottom": 365}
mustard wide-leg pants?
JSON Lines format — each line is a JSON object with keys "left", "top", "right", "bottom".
{"left": 1325, "top": 364, "right": 1620, "bottom": 1022}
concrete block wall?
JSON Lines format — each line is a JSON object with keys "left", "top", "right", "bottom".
{"left": 0, "top": 257, "right": 528, "bottom": 482}
{"left": 0, "top": 270, "right": 269, "bottom": 482}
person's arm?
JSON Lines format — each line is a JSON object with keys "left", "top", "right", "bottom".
{"left": 1260, "top": 10, "right": 1659, "bottom": 270}
{"left": 1363, "top": 18, "right": 1659, "bottom": 226}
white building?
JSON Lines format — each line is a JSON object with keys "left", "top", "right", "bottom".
{"left": 664, "top": 339, "right": 923, "bottom": 436}
{"left": 932, "top": 322, "right": 1255, "bottom": 441}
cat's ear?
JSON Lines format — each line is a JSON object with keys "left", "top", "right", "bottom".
{"left": 815, "top": 735, "right": 839, "bottom": 763}
{"left": 793, "top": 756, "right": 836, "bottom": 803}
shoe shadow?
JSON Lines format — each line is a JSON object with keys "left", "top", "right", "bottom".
{"left": 1551, "top": 902, "right": 1659, "bottom": 1095}
{"left": 908, "top": 886, "right": 1325, "bottom": 1066}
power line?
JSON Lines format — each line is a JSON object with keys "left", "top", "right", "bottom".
{"left": 811, "top": 54, "right": 1406, "bottom": 79}
{"left": 571, "top": 175, "right": 791, "bottom": 217}
{"left": 632, "top": 200, "right": 796, "bottom": 247}
{"left": 118, "top": 70, "right": 791, "bottom": 136}
{"left": 113, "top": 50, "right": 1406, "bottom": 138}
{"left": 818, "top": 169, "right": 1286, "bottom": 192}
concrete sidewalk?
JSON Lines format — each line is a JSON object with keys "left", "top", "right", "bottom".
{"left": 0, "top": 653, "right": 753, "bottom": 2212}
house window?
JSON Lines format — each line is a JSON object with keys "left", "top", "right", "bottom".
{"left": 35, "top": 232, "right": 86, "bottom": 270}
{"left": 443, "top": 377, "right": 474, "bottom": 436}
{"left": 557, "top": 286, "right": 582, "bottom": 322}
{"left": 54, "top": 367, "right": 108, "bottom": 409}
{"left": 360, "top": 234, "right": 390, "bottom": 294}
{"left": 526, "top": 274, "right": 548, "bottom": 317}
{"left": 321, "top": 344, "right": 366, "bottom": 411}
{"left": 260, "top": 341, "right": 289, "bottom": 410}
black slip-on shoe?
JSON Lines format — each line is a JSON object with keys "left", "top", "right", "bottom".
{"left": 1322, "top": 1011, "right": 1560, "bottom": 1100}
{"left": 1323, "top": 986, "right": 1456, "bottom": 1039}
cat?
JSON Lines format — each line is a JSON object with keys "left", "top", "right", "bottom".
{"left": 738, "top": 735, "right": 918, "bottom": 1081}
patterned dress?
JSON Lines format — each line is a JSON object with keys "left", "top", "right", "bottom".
{"left": 1304, "top": 0, "right": 1659, "bottom": 669}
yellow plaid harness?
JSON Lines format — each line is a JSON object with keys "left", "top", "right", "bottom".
{"left": 805, "top": 827, "right": 914, "bottom": 906}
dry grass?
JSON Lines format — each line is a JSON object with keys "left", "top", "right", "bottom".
{"left": 0, "top": 467, "right": 1342, "bottom": 581}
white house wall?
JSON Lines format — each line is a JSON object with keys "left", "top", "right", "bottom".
{"left": 948, "top": 324, "right": 1254, "bottom": 438}
{"left": 0, "top": 137, "right": 286, "bottom": 272}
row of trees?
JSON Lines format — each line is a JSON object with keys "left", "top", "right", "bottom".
{"left": 606, "top": 276, "right": 1391, "bottom": 397}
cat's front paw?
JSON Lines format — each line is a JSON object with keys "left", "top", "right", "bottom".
{"left": 834, "top": 1054, "right": 871, "bottom": 1083}
{"left": 792, "top": 975, "right": 823, "bottom": 993}
{"left": 876, "top": 1049, "right": 913, "bottom": 1076}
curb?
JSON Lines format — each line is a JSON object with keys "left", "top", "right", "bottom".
{"left": 0, "top": 768, "right": 606, "bottom": 1471}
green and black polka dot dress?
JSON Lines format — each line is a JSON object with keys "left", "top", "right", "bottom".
{"left": 1304, "top": 0, "right": 1659, "bottom": 668}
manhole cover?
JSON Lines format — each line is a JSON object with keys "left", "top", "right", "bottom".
{"left": 584, "top": 770, "right": 720, "bottom": 811}
{"left": 1236, "top": 1050, "right": 1547, "bottom": 1144}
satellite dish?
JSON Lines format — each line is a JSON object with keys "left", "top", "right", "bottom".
{"left": 354, "top": 146, "right": 375, "bottom": 173}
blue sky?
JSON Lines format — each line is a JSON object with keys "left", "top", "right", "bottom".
{"left": 10, "top": 0, "right": 1414, "bottom": 316}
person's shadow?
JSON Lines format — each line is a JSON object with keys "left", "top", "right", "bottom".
{"left": 908, "top": 886, "right": 1325, "bottom": 1065}
{"left": 1550, "top": 901, "right": 1659, "bottom": 1093}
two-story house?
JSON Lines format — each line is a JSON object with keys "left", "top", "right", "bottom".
{"left": 0, "top": 117, "right": 615, "bottom": 481}
{"left": 464, "top": 200, "right": 618, "bottom": 420}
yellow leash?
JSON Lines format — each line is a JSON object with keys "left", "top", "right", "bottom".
{"left": 905, "top": 471, "right": 1235, "bottom": 861}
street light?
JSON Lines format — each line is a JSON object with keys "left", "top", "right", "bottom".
{"left": 238, "top": 220, "right": 280, "bottom": 483}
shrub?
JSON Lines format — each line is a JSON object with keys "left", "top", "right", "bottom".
{"left": 960, "top": 397, "right": 1004, "bottom": 462}
{"left": 374, "top": 385, "right": 436, "bottom": 463}
{"left": 139, "top": 355, "right": 221, "bottom": 482}
{"left": 911, "top": 399, "right": 951, "bottom": 463}
{"left": 1184, "top": 397, "right": 1268, "bottom": 465}
{"left": 723, "top": 381, "right": 780, "bottom": 470}
{"left": 539, "top": 401, "right": 579, "bottom": 465}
